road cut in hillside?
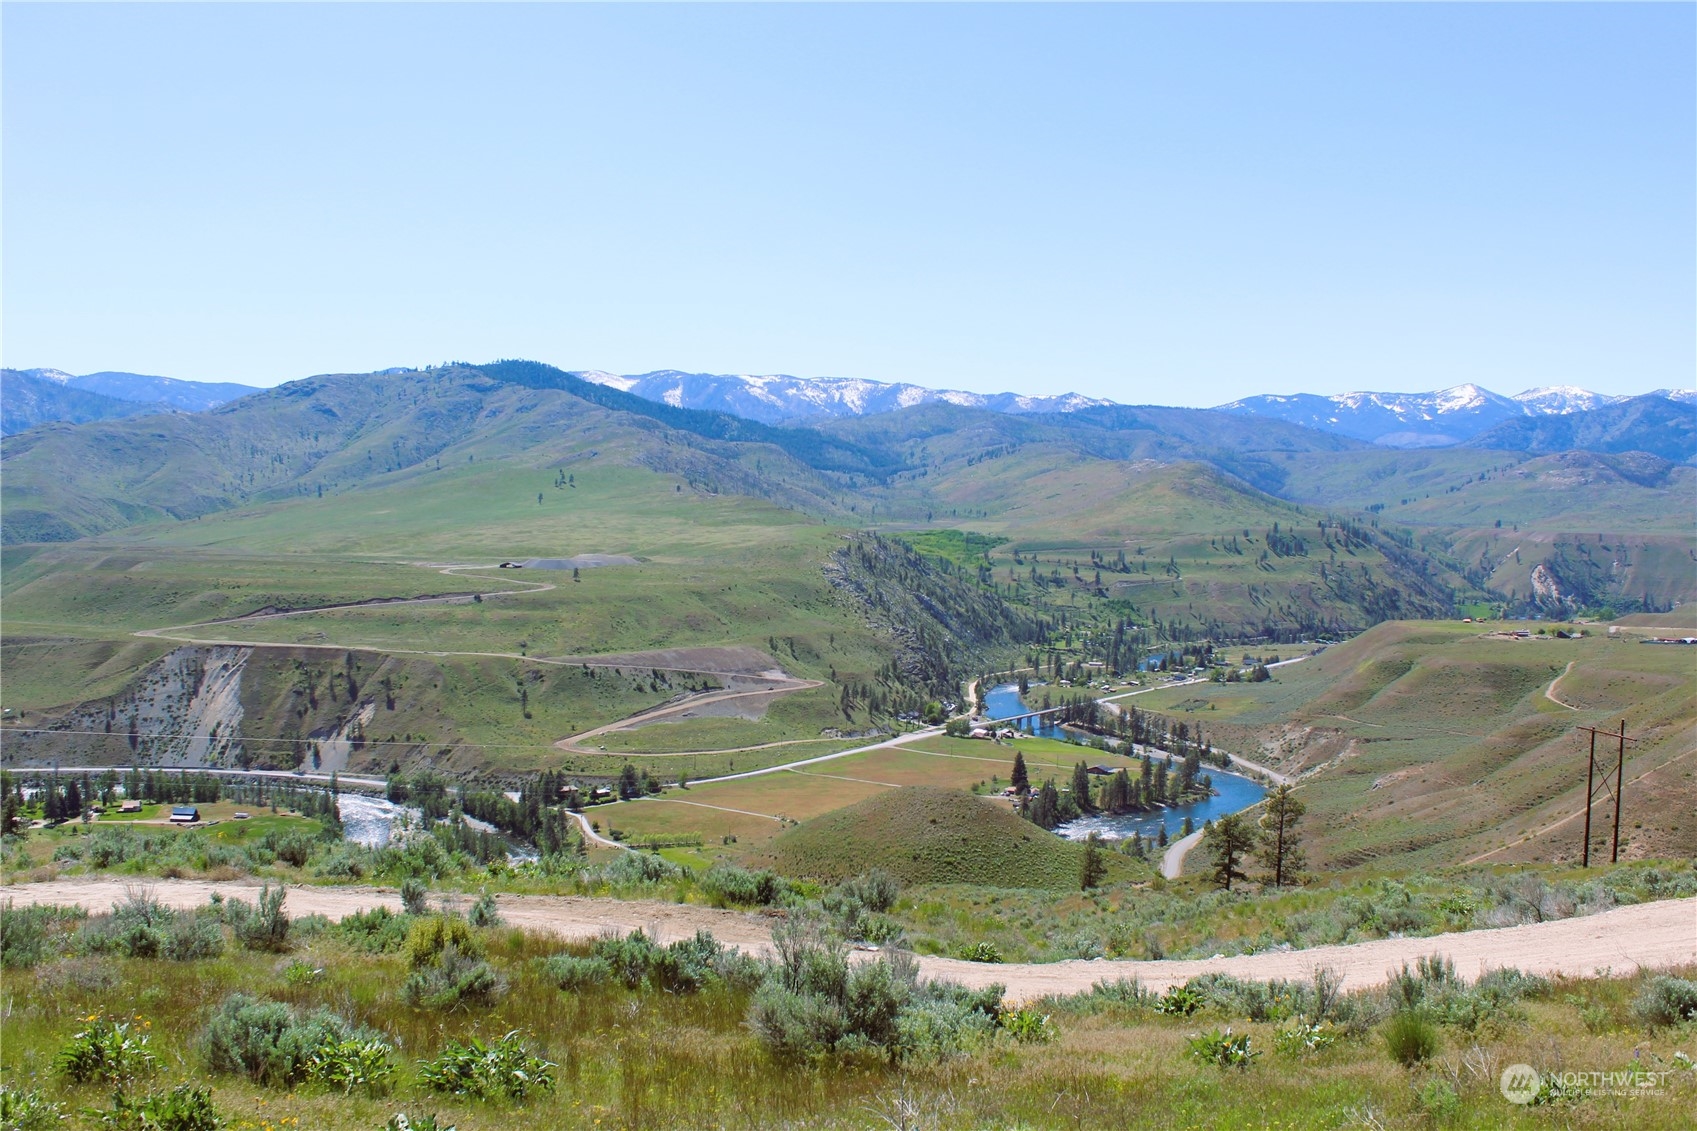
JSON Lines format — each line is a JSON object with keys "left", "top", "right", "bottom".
{"left": 7, "top": 879, "right": 1693, "bottom": 1002}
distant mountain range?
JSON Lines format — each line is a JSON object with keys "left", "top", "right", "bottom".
{"left": 1217, "top": 383, "right": 1695, "bottom": 448}
{"left": 570, "top": 369, "right": 1109, "bottom": 424}
{"left": 1, "top": 368, "right": 261, "bottom": 433}
{"left": 4, "top": 363, "right": 1691, "bottom": 460}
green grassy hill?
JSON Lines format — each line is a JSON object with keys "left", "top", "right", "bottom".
{"left": 1274, "top": 448, "right": 1690, "bottom": 534}
{"left": 1130, "top": 618, "right": 1697, "bottom": 873}
{"left": 757, "top": 786, "right": 1140, "bottom": 890}
{"left": 0, "top": 364, "right": 859, "bottom": 545}
{"left": 3, "top": 360, "right": 1689, "bottom": 786}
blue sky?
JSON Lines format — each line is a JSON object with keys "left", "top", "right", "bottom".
{"left": 3, "top": 3, "right": 1691, "bottom": 406}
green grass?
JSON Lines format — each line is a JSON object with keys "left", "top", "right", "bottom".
{"left": 1125, "top": 619, "right": 1697, "bottom": 872}
{"left": 755, "top": 786, "right": 1145, "bottom": 890}
{"left": 893, "top": 528, "right": 1008, "bottom": 565}
{"left": 4, "top": 895, "right": 1694, "bottom": 1130}
{"left": 94, "top": 804, "right": 164, "bottom": 822}
{"left": 1275, "top": 449, "right": 1694, "bottom": 534}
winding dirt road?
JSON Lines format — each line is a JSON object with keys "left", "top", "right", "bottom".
{"left": 8, "top": 879, "right": 1690, "bottom": 1003}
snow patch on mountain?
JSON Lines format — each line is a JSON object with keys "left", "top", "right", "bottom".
{"left": 1513, "top": 387, "right": 1620, "bottom": 415}
{"left": 567, "top": 369, "right": 1109, "bottom": 424}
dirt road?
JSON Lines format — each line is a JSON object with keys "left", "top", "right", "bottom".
{"left": 9, "top": 879, "right": 1691, "bottom": 1002}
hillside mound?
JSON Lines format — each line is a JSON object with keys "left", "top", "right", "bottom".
{"left": 761, "top": 786, "right": 1126, "bottom": 890}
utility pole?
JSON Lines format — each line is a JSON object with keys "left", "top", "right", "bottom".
{"left": 1578, "top": 720, "right": 1633, "bottom": 867}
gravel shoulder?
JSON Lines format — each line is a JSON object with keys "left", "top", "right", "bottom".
{"left": 8, "top": 879, "right": 1692, "bottom": 1002}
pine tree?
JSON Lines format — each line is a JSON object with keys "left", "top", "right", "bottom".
{"left": 1028, "top": 780, "right": 1061, "bottom": 829}
{"left": 1010, "top": 752, "right": 1030, "bottom": 795}
{"left": 1080, "top": 832, "right": 1107, "bottom": 890}
{"left": 1070, "top": 762, "right": 1094, "bottom": 813}
{"left": 1257, "top": 784, "right": 1307, "bottom": 887}
{"left": 1205, "top": 812, "right": 1258, "bottom": 891}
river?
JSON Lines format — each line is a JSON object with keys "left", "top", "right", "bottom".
{"left": 982, "top": 682, "right": 1268, "bottom": 843}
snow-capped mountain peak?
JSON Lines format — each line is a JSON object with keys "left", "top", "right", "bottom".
{"left": 13, "top": 368, "right": 76, "bottom": 384}
{"left": 1432, "top": 383, "right": 1494, "bottom": 412}
{"left": 564, "top": 369, "right": 1109, "bottom": 425}
{"left": 1512, "top": 386, "right": 1619, "bottom": 415}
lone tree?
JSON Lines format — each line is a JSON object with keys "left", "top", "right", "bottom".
{"left": 1205, "top": 812, "right": 1258, "bottom": 891}
{"left": 1080, "top": 832, "right": 1107, "bottom": 890}
{"left": 1010, "top": 752, "right": 1030, "bottom": 795}
{"left": 1257, "top": 784, "right": 1307, "bottom": 887}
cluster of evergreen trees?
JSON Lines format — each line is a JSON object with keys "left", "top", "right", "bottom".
{"left": 0, "top": 768, "right": 340, "bottom": 833}
{"left": 1010, "top": 751, "right": 1216, "bottom": 832}
{"left": 387, "top": 768, "right": 585, "bottom": 858}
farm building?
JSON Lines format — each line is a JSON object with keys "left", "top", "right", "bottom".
{"left": 169, "top": 806, "right": 201, "bottom": 823}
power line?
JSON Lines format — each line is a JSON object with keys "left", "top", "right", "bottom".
{"left": 1579, "top": 719, "right": 1635, "bottom": 867}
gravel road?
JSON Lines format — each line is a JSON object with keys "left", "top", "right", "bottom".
{"left": 8, "top": 880, "right": 1691, "bottom": 1002}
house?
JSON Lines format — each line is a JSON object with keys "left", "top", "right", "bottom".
{"left": 119, "top": 800, "right": 142, "bottom": 814}
{"left": 169, "top": 806, "right": 200, "bottom": 823}
{"left": 1086, "top": 765, "right": 1117, "bottom": 776}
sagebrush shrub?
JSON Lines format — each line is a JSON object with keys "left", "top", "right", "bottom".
{"left": 400, "top": 877, "right": 431, "bottom": 916}
{"left": 467, "top": 891, "right": 502, "bottom": 928}
{"left": 590, "top": 930, "right": 662, "bottom": 988}
{"left": 840, "top": 869, "right": 900, "bottom": 913}
{"left": 225, "top": 884, "right": 290, "bottom": 952}
{"left": 1, "top": 901, "right": 85, "bottom": 969}
{"left": 200, "top": 993, "right": 373, "bottom": 1086}
{"left": 699, "top": 862, "right": 780, "bottom": 907}
{"left": 598, "top": 851, "right": 679, "bottom": 886}
{"left": 538, "top": 954, "right": 611, "bottom": 992}
{"left": 402, "top": 944, "right": 506, "bottom": 1009}
{"left": 1632, "top": 976, "right": 1697, "bottom": 1029}
{"left": 404, "top": 916, "right": 483, "bottom": 970}
{"left": 335, "top": 906, "right": 410, "bottom": 953}
{"left": 163, "top": 914, "right": 224, "bottom": 962}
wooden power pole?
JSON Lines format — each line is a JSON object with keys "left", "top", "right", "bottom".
{"left": 1579, "top": 720, "right": 1634, "bottom": 867}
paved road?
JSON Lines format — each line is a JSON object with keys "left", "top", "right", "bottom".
{"left": 8, "top": 879, "right": 1691, "bottom": 1003}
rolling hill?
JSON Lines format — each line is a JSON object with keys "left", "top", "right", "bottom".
{"left": 757, "top": 786, "right": 1139, "bottom": 889}
{"left": 1128, "top": 618, "right": 1697, "bottom": 872}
